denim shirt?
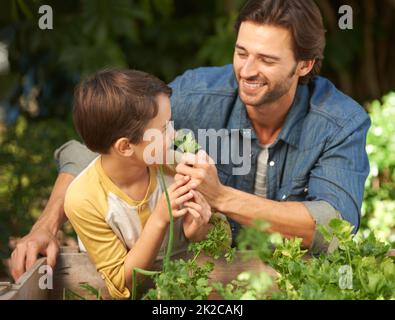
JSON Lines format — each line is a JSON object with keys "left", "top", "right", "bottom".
{"left": 169, "top": 64, "right": 371, "bottom": 238}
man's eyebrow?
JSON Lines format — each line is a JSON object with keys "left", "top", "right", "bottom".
{"left": 235, "top": 44, "right": 280, "bottom": 61}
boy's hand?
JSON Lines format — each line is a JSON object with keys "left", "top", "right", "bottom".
{"left": 182, "top": 190, "right": 212, "bottom": 241}
{"left": 153, "top": 175, "right": 194, "bottom": 227}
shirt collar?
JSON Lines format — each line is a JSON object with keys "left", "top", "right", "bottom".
{"left": 277, "top": 84, "right": 310, "bottom": 148}
{"left": 227, "top": 84, "right": 310, "bottom": 148}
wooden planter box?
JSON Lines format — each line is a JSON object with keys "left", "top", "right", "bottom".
{"left": 0, "top": 247, "right": 278, "bottom": 300}
{"left": 2, "top": 247, "right": 393, "bottom": 300}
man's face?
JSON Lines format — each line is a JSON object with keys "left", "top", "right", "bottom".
{"left": 233, "top": 22, "right": 300, "bottom": 107}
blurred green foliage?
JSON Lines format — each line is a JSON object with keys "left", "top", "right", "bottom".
{"left": 0, "top": 116, "right": 78, "bottom": 264}
{"left": 1, "top": 0, "right": 394, "bottom": 116}
{"left": 360, "top": 93, "right": 395, "bottom": 246}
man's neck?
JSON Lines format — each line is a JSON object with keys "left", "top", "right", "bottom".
{"left": 246, "top": 83, "right": 298, "bottom": 145}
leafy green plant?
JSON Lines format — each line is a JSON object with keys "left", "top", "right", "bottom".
{"left": 173, "top": 131, "right": 201, "bottom": 154}
{"left": 188, "top": 213, "right": 235, "bottom": 263}
{"left": 236, "top": 220, "right": 282, "bottom": 262}
{"left": 141, "top": 212, "right": 234, "bottom": 300}
{"left": 212, "top": 271, "right": 273, "bottom": 300}
{"left": 143, "top": 259, "right": 214, "bottom": 300}
{"left": 226, "top": 218, "right": 395, "bottom": 300}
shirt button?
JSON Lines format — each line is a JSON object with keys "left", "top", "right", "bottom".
{"left": 304, "top": 187, "right": 308, "bottom": 193}
{"left": 269, "top": 161, "right": 275, "bottom": 167}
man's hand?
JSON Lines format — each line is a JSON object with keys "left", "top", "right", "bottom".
{"left": 10, "top": 227, "right": 59, "bottom": 281}
{"left": 183, "top": 190, "right": 212, "bottom": 241}
{"left": 9, "top": 172, "right": 75, "bottom": 281}
{"left": 175, "top": 150, "right": 225, "bottom": 209}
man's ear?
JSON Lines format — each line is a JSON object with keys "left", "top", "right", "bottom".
{"left": 113, "top": 137, "right": 135, "bottom": 157}
{"left": 298, "top": 60, "right": 315, "bottom": 78}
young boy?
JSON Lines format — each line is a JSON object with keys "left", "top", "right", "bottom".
{"left": 64, "top": 69, "right": 212, "bottom": 299}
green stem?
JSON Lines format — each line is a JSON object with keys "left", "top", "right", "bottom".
{"left": 190, "top": 249, "right": 202, "bottom": 265}
{"left": 346, "top": 247, "right": 352, "bottom": 267}
{"left": 158, "top": 165, "right": 174, "bottom": 271}
{"left": 132, "top": 267, "right": 161, "bottom": 300}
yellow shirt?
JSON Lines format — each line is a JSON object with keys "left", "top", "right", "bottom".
{"left": 64, "top": 157, "right": 188, "bottom": 299}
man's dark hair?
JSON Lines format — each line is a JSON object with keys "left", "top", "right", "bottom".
{"left": 235, "top": 0, "right": 326, "bottom": 84}
{"left": 73, "top": 69, "right": 172, "bottom": 154}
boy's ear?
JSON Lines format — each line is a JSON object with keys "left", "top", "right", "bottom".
{"left": 113, "top": 137, "right": 135, "bottom": 157}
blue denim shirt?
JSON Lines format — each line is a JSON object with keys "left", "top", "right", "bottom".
{"left": 169, "top": 64, "right": 371, "bottom": 238}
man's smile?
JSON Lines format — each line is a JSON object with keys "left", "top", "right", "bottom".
{"left": 240, "top": 79, "right": 268, "bottom": 94}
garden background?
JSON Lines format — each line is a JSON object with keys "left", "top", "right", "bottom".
{"left": 0, "top": 0, "right": 394, "bottom": 279}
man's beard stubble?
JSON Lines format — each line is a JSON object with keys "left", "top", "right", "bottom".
{"left": 239, "top": 62, "right": 298, "bottom": 107}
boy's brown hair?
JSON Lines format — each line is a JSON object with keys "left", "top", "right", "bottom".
{"left": 73, "top": 69, "right": 172, "bottom": 154}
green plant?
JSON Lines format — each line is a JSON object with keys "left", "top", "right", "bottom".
{"left": 222, "top": 218, "right": 395, "bottom": 300}
{"left": 143, "top": 213, "right": 234, "bottom": 300}
{"left": 173, "top": 131, "right": 201, "bottom": 154}
{"left": 63, "top": 283, "right": 103, "bottom": 300}
{"left": 188, "top": 213, "right": 235, "bottom": 263}
{"left": 212, "top": 271, "right": 273, "bottom": 300}
{"left": 143, "top": 259, "right": 214, "bottom": 300}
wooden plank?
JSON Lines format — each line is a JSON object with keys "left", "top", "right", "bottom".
{"left": 59, "top": 246, "right": 79, "bottom": 254}
{"left": 0, "top": 258, "right": 49, "bottom": 300}
{"left": 196, "top": 251, "right": 278, "bottom": 299}
{"left": 51, "top": 252, "right": 109, "bottom": 300}
{"left": 0, "top": 282, "right": 12, "bottom": 296}
{"left": 1, "top": 247, "right": 393, "bottom": 300}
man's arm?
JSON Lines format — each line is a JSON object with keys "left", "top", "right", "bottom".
{"left": 175, "top": 151, "right": 322, "bottom": 249}
{"left": 214, "top": 186, "right": 316, "bottom": 247}
{"left": 10, "top": 172, "right": 75, "bottom": 280}
{"left": 10, "top": 140, "right": 97, "bottom": 281}
{"left": 176, "top": 160, "right": 315, "bottom": 247}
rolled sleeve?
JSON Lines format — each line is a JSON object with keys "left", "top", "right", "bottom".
{"left": 303, "top": 201, "right": 340, "bottom": 254}
{"left": 305, "top": 115, "right": 370, "bottom": 232}
{"left": 54, "top": 140, "right": 98, "bottom": 176}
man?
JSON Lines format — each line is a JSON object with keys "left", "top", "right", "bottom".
{"left": 10, "top": 0, "right": 370, "bottom": 281}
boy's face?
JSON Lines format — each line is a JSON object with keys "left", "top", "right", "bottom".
{"left": 133, "top": 93, "right": 175, "bottom": 165}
